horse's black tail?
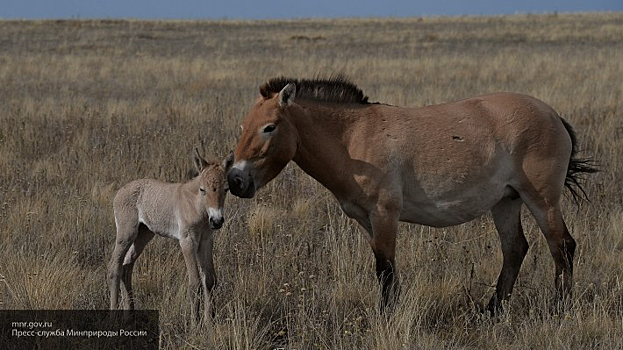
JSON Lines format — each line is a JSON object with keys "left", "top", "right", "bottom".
{"left": 560, "top": 118, "right": 599, "bottom": 203}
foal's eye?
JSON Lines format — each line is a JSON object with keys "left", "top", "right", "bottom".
{"left": 263, "top": 124, "right": 276, "bottom": 133}
{"left": 200, "top": 187, "right": 206, "bottom": 194}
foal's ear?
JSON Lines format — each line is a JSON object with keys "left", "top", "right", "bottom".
{"left": 278, "top": 83, "right": 296, "bottom": 107}
{"left": 222, "top": 150, "right": 234, "bottom": 171}
{"left": 193, "top": 147, "right": 209, "bottom": 172}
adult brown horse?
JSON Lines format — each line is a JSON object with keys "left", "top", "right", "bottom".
{"left": 227, "top": 76, "right": 595, "bottom": 312}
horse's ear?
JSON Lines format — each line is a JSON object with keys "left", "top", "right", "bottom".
{"left": 193, "top": 147, "right": 208, "bottom": 172}
{"left": 278, "top": 83, "right": 296, "bottom": 107}
{"left": 222, "top": 150, "right": 234, "bottom": 171}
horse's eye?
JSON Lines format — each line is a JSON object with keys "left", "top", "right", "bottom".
{"left": 200, "top": 187, "right": 206, "bottom": 194}
{"left": 263, "top": 124, "right": 276, "bottom": 133}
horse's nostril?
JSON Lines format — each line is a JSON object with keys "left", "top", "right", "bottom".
{"left": 234, "top": 176, "right": 243, "bottom": 188}
{"left": 228, "top": 170, "right": 254, "bottom": 198}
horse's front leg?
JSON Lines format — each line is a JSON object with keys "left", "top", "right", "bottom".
{"left": 180, "top": 235, "right": 202, "bottom": 324}
{"left": 370, "top": 208, "right": 401, "bottom": 311}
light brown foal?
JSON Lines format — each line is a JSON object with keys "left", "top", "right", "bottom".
{"left": 108, "top": 149, "right": 233, "bottom": 321}
{"left": 227, "top": 76, "right": 596, "bottom": 312}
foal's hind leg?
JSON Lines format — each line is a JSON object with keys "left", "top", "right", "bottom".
{"left": 108, "top": 220, "right": 138, "bottom": 310}
{"left": 120, "top": 224, "right": 155, "bottom": 310}
{"left": 487, "top": 197, "right": 528, "bottom": 312}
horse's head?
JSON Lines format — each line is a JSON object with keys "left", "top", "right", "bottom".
{"left": 228, "top": 83, "right": 299, "bottom": 198}
{"left": 193, "top": 149, "right": 234, "bottom": 229}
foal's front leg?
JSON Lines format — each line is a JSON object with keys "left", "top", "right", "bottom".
{"left": 197, "top": 231, "right": 217, "bottom": 319}
{"left": 180, "top": 234, "right": 202, "bottom": 323}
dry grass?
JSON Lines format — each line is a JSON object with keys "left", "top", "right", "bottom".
{"left": 0, "top": 13, "right": 622, "bottom": 349}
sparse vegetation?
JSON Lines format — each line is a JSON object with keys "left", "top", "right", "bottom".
{"left": 0, "top": 13, "right": 622, "bottom": 349}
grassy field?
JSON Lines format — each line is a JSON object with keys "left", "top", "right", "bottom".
{"left": 0, "top": 13, "right": 622, "bottom": 349}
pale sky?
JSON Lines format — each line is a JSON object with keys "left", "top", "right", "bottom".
{"left": 2, "top": 0, "right": 622, "bottom": 20}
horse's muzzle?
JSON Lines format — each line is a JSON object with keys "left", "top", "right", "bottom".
{"left": 227, "top": 168, "right": 256, "bottom": 198}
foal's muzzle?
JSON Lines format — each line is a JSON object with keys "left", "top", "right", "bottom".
{"left": 210, "top": 216, "right": 224, "bottom": 230}
{"left": 208, "top": 207, "right": 225, "bottom": 230}
{"left": 227, "top": 168, "right": 256, "bottom": 198}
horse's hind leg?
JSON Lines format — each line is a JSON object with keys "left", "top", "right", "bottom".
{"left": 108, "top": 217, "right": 138, "bottom": 310}
{"left": 487, "top": 197, "right": 528, "bottom": 312}
{"left": 120, "top": 224, "right": 155, "bottom": 310}
{"left": 524, "top": 199, "right": 575, "bottom": 301}
{"left": 518, "top": 163, "right": 575, "bottom": 302}
{"left": 515, "top": 119, "right": 576, "bottom": 304}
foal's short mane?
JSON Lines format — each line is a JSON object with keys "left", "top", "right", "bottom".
{"left": 260, "top": 75, "right": 370, "bottom": 104}
{"left": 184, "top": 160, "right": 220, "bottom": 182}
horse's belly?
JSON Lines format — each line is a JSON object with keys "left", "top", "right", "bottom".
{"left": 399, "top": 186, "right": 508, "bottom": 227}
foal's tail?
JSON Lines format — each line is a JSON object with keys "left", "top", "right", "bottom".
{"left": 560, "top": 118, "right": 599, "bottom": 203}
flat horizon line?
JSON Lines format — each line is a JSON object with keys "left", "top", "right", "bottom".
{"left": 1, "top": 10, "right": 621, "bottom": 22}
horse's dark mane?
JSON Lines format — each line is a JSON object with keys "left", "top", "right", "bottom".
{"left": 259, "top": 75, "right": 370, "bottom": 104}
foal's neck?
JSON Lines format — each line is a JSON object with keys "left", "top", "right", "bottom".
{"left": 179, "top": 176, "right": 204, "bottom": 214}
{"left": 182, "top": 176, "right": 201, "bottom": 191}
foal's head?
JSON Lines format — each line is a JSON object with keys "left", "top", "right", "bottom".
{"left": 193, "top": 149, "right": 234, "bottom": 229}
{"left": 228, "top": 82, "right": 299, "bottom": 198}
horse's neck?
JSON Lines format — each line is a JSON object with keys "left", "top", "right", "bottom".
{"left": 290, "top": 103, "right": 360, "bottom": 198}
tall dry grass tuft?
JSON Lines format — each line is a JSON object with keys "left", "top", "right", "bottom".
{"left": 0, "top": 13, "right": 622, "bottom": 349}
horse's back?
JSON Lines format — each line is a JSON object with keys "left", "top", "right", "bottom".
{"left": 371, "top": 92, "right": 571, "bottom": 168}
{"left": 416, "top": 92, "right": 563, "bottom": 130}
